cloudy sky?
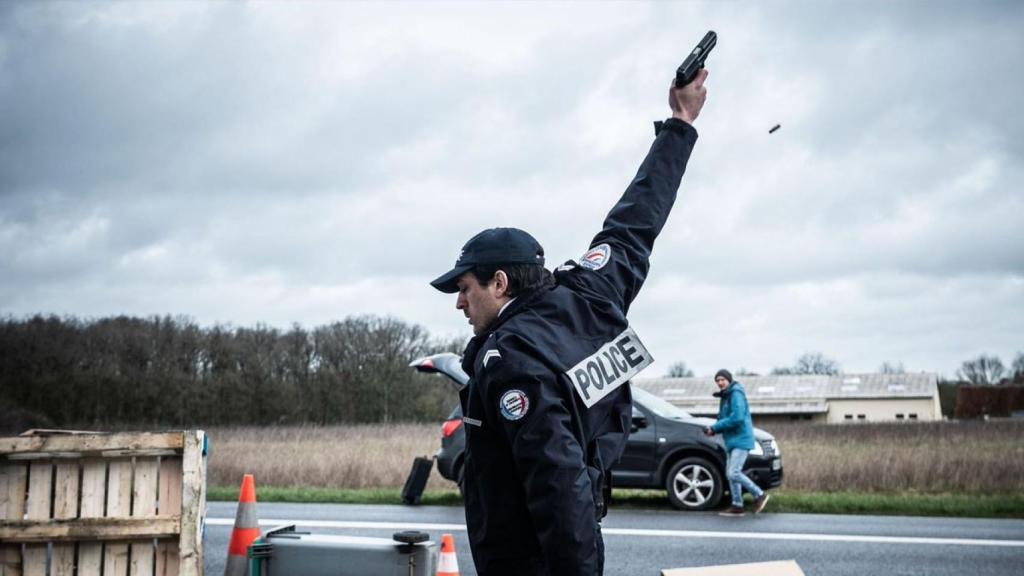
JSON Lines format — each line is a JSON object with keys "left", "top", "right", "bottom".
{"left": 2, "top": 1, "right": 1021, "bottom": 378}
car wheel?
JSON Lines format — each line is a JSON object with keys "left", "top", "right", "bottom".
{"left": 665, "top": 457, "right": 723, "bottom": 511}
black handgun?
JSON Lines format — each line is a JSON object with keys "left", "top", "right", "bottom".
{"left": 674, "top": 31, "right": 717, "bottom": 87}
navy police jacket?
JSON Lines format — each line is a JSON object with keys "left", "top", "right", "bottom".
{"left": 459, "top": 118, "right": 698, "bottom": 576}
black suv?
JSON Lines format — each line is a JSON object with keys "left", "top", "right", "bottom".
{"left": 412, "top": 353, "right": 783, "bottom": 511}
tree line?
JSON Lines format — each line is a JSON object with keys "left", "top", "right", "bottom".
{"left": 668, "top": 351, "right": 1024, "bottom": 383}
{"left": 0, "top": 315, "right": 462, "bottom": 431}
{"left": 3, "top": 314, "right": 1019, "bottom": 431}
{"left": 665, "top": 352, "right": 848, "bottom": 378}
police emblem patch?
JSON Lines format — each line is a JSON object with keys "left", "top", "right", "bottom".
{"left": 579, "top": 244, "right": 611, "bottom": 270}
{"left": 499, "top": 389, "right": 530, "bottom": 421}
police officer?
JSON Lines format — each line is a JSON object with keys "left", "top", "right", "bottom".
{"left": 430, "top": 69, "right": 709, "bottom": 576}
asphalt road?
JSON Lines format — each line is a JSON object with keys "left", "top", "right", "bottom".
{"left": 205, "top": 501, "right": 1024, "bottom": 575}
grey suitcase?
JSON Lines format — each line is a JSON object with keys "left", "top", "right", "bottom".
{"left": 248, "top": 525, "right": 438, "bottom": 576}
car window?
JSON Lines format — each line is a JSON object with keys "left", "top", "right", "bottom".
{"left": 632, "top": 387, "right": 692, "bottom": 420}
{"left": 448, "top": 405, "right": 462, "bottom": 419}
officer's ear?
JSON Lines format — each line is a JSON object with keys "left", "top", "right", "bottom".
{"left": 491, "top": 270, "right": 510, "bottom": 299}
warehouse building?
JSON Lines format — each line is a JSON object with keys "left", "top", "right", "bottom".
{"left": 633, "top": 373, "right": 942, "bottom": 424}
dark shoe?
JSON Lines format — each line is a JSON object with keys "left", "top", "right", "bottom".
{"left": 753, "top": 493, "right": 771, "bottom": 514}
{"left": 718, "top": 506, "right": 745, "bottom": 517}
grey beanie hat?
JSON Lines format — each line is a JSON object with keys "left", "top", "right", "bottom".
{"left": 714, "top": 369, "right": 733, "bottom": 383}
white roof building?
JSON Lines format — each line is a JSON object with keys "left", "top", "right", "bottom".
{"left": 633, "top": 373, "right": 942, "bottom": 424}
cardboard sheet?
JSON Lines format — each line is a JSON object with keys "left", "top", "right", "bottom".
{"left": 661, "top": 559, "right": 806, "bottom": 576}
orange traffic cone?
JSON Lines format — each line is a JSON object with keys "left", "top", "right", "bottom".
{"left": 224, "top": 474, "right": 260, "bottom": 576}
{"left": 437, "top": 533, "right": 460, "bottom": 576}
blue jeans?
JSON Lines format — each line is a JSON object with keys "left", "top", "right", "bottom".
{"left": 726, "top": 448, "right": 764, "bottom": 507}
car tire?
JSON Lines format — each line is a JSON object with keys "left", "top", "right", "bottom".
{"left": 665, "top": 457, "right": 723, "bottom": 511}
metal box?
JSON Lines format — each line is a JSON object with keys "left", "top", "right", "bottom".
{"left": 249, "top": 525, "right": 438, "bottom": 576}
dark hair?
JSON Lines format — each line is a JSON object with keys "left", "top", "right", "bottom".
{"left": 470, "top": 264, "right": 553, "bottom": 298}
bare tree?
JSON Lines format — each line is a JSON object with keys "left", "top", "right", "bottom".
{"left": 957, "top": 354, "right": 1005, "bottom": 385}
{"left": 772, "top": 352, "right": 841, "bottom": 376}
{"left": 879, "top": 361, "right": 905, "bottom": 374}
{"left": 1011, "top": 352, "right": 1024, "bottom": 382}
{"left": 666, "top": 361, "right": 694, "bottom": 378}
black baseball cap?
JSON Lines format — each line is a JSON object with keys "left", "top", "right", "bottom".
{"left": 430, "top": 227, "right": 545, "bottom": 293}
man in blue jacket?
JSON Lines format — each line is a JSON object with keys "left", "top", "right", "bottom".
{"left": 704, "top": 368, "right": 770, "bottom": 516}
{"left": 430, "top": 71, "right": 708, "bottom": 575}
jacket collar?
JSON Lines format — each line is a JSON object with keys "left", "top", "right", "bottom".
{"left": 460, "top": 285, "right": 548, "bottom": 378}
{"left": 712, "top": 380, "right": 742, "bottom": 398}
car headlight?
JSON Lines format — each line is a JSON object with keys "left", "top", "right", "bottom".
{"left": 750, "top": 442, "right": 764, "bottom": 456}
{"left": 770, "top": 439, "right": 780, "bottom": 457}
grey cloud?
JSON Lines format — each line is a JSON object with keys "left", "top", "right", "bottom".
{"left": 645, "top": 1, "right": 1024, "bottom": 286}
{"left": 1, "top": 1, "right": 1021, "bottom": 377}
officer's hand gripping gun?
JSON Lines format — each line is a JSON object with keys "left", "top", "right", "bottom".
{"left": 674, "top": 31, "right": 717, "bottom": 87}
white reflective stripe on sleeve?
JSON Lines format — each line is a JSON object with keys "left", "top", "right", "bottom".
{"left": 463, "top": 416, "right": 483, "bottom": 427}
{"left": 566, "top": 326, "right": 653, "bottom": 408}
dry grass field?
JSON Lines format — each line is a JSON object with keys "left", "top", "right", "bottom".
{"left": 768, "top": 420, "right": 1023, "bottom": 493}
{"left": 207, "top": 424, "right": 451, "bottom": 490}
{"left": 207, "top": 420, "right": 1024, "bottom": 494}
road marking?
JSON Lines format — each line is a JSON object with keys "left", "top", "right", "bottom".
{"left": 206, "top": 518, "right": 1024, "bottom": 548}
{"left": 208, "top": 518, "right": 466, "bottom": 532}
{"left": 602, "top": 527, "right": 1024, "bottom": 548}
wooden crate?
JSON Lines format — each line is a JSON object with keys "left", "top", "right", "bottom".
{"left": 0, "top": 430, "right": 207, "bottom": 576}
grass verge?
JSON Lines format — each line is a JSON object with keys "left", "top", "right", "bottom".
{"left": 767, "top": 490, "right": 1024, "bottom": 518}
{"left": 207, "top": 485, "right": 464, "bottom": 506}
{"left": 208, "top": 486, "right": 1024, "bottom": 519}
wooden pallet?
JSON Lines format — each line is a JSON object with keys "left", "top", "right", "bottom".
{"left": 0, "top": 430, "right": 207, "bottom": 576}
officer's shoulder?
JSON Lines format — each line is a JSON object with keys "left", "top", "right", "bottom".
{"left": 478, "top": 331, "right": 546, "bottom": 376}
{"left": 489, "top": 331, "right": 539, "bottom": 363}
{"left": 554, "top": 259, "right": 624, "bottom": 313}
{"left": 473, "top": 335, "right": 504, "bottom": 371}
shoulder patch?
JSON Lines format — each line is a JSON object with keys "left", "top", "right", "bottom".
{"left": 482, "top": 349, "right": 502, "bottom": 368}
{"left": 499, "top": 389, "right": 530, "bottom": 421}
{"left": 579, "top": 243, "right": 611, "bottom": 270}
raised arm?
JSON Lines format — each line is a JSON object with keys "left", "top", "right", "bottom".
{"left": 567, "top": 70, "right": 709, "bottom": 313}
